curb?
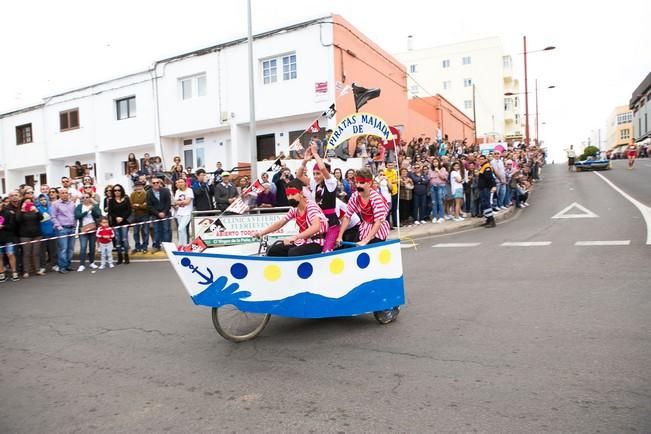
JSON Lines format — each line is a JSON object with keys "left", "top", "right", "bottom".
{"left": 389, "top": 206, "right": 518, "bottom": 242}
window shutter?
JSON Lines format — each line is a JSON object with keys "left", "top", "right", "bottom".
{"left": 60, "top": 112, "right": 69, "bottom": 130}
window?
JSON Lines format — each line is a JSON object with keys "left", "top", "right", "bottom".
{"left": 116, "top": 96, "right": 136, "bottom": 120}
{"left": 183, "top": 137, "right": 205, "bottom": 169}
{"left": 514, "top": 96, "right": 519, "bottom": 108}
{"left": 16, "top": 123, "right": 33, "bottom": 145}
{"left": 410, "top": 85, "right": 419, "bottom": 95}
{"left": 503, "top": 55, "right": 512, "bottom": 68}
{"left": 282, "top": 54, "right": 297, "bottom": 80}
{"left": 504, "top": 98, "right": 514, "bottom": 111}
{"left": 409, "top": 64, "right": 417, "bottom": 73}
{"left": 443, "top": 80, "right": 451, "bottom": 90}
{"left": 179, "top": 74, "right": 207, "bottom": 100}
{"left": 616, "top": 111, "right": 632, "bottom": 124}
{"left": 60, "top": 108, "right": 79, "bottom": 131}
{"left": 620, "top": 129, "right": 630, "bottom": 140}
{"left": 462, "top": 56, "right": 471, "bottom": 65}
{"left": 263, "top": 59, "right": 277, "bottom": 84}
{"left": 442, "top": 59, "right": 450, "bottom": 68}
{"left": 515, "top": 114, "right": 520, "bottom": 125}
{"left": 464, "top": 78, "right": 472, "bottom": 87}
{"left": 464, "top": 100, "right": 472, "bottom": 110}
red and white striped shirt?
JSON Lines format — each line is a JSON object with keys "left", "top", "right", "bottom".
{"left": 345, "top": 190, "right": 391, "bottom": 241}
{"left": 283, "top": 200, "right": 328, "bottom": 246}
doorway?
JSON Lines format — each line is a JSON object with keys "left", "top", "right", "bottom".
{"left": 256, "top": 134, "right": 276, "bottom": 160}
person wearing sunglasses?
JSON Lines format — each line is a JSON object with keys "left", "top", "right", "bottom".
{"left": 146, "top": 177, "right": 172, "bottom": 252}
{"left": 336, "top": 168, "right": 391, "bottom": 247}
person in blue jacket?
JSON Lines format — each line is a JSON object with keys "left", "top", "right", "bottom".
{"left": 36, "top": 194, "right": 58, "bottom": 272}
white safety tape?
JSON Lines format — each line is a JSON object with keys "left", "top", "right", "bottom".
{"left": 8, "top": 216, "right": 177, "bottom": 247}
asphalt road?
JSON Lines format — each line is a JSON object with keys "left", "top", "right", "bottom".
{"left": 1, "top": 162, "right": 650, "bottom": 433}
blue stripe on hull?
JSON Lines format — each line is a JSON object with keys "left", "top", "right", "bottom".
{"left": 192, "top": 277, "right": 405, "bottom": 319}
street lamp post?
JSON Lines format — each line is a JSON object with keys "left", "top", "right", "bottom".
{"left": 521, "top": 37, "right": 555, "bottom": 146}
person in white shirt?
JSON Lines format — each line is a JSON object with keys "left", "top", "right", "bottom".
{"left": 450, "top": 161, "right": 466, "bottom": 222}
{"left": 173, "top": 178, "right": 194, "bottom": 245}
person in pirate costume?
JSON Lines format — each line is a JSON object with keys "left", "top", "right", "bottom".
{"left": 253, "top": 179, "right": 328, "bottom": 257}
{"left": 477, "top": 154, "right": 497, "bottom": 228}
{"left": 296, "top": 142, "right": 340, "bottom": 252}
{"left": 336, "top": 167, "right": 391, "bottom": 247}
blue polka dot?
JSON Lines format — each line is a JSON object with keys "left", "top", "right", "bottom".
{"left": 230, "top": 263, "right": 248, "bottom": 279}
{"left": 356, "top": 253, "right": 370, "bottom": 269}
{"left": 180, "top": 258, "right": 191, "bottom": 267}
{"left": 297, "top": 262, "right": 313, "bottom": 279}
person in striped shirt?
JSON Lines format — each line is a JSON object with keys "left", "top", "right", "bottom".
{"left": 336, "top": 168, "right": 391, "bottom": 247}
{"left": 254, "top": 179, "right": 328, "bottom": 257}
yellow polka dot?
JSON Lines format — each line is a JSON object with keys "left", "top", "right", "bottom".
{"left": 378, "top": 249, "right": 391, "bottom": 264}
{"left": 330, "top": 258, "right": 345, "bottom": 274}
{"left": 263, "top": 265, "right": 281, "bottom": 282}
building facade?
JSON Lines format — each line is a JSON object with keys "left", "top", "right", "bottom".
{"left": 630, "top": 72, "right": 651, "bottom": 146}
{"left": 0, "top": 15, "right": 472, "bottom": 195}
{"left": 606, "top": 105, "right": 633, "bottom": 154}
{"left": 394, "top": 36, "right": 520, "bottom": 143}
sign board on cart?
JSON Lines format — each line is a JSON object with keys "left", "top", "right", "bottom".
{"left": 193, "top": 213, "right": 299, "bottom": 246}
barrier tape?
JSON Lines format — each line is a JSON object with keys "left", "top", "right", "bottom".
{"left": 6, "top": 215, "right": 177, "bottom": 247}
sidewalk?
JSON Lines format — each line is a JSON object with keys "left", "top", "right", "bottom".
{"left": 388, "top": 206, "right": 518, "bottom": 242}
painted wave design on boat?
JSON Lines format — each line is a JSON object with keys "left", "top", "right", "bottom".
{"left": 192, "top": 276, "right": 405, "bottom": 318}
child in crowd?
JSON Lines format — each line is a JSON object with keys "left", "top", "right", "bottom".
{"left": 96, "top": 217, "right": 115, "bottom": 269}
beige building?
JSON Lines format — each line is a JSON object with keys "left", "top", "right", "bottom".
{"left": 606, "top": 105, "right": 633, "bottom": 155}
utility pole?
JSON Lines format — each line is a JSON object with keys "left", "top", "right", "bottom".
{"left": 535, "top": 79, "right": 539, "bottom": 146}
{"left": 523, "top": 35, "right": 530, "bottom": 147}
{"left": 247, "top": 0, "right": 257, "bottom": 179}
{"left": 472, "top": 84, "right": 478, "bottom": 146}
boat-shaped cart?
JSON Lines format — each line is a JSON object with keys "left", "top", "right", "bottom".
{"left": 163, "top": 239, "right": 405, "bottom": 342}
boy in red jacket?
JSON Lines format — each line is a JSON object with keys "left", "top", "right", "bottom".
{"left": 96, "top": 217, "right": 115, "bottom": 269}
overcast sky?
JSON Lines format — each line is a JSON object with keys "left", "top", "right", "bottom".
{"left": 2, "top": 0, "right": 649, "bottom": 160}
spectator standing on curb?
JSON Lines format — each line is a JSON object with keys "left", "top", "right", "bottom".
{"left": 398, "top": 168, "right": 414, "bottom": 225}
{"left": 450, "top": 161, "right": 466, "bottom": 222}
{"left": 75, "top": 193, "right": 101, "bottom": 272}
{"left": 61, "top": 177, "right": 81, "bottom": 203}
{"left": 48, "top": 188, "right": 59, "bottom": 203}
{"left": 102, "top": 185, "right": 113, "bottom": 215}
{"left": 478, "top": 155, "right": 497, "bottom": 228}
{"left": 214, "top": 172, "right": 238, "bottom": 211}
{"left": 383, "top": 161, "right": 399, "bottom": 228}
{"left": 108, "top": 184, "right": 131, "bottom": 264}
{"left": 51, "top": 188, "right": 77, "bottom": 273}
{"left": 147, "top": 177, "right": 172, "bottom": 253}
{"left": 273, "top": 167, "right": 293, "bottom": 207}
{"left": 192, "top": 169, "right": 214, "bottom": 211}
{"left": 36, "top": 193, "right": 58, "bottom": 272}
{"left": 409, "top": 163, "right": 429, "bottom": 224}
{"left": 428, "top": 159, "right": 448, "bottom": 223}
{"left": 256, "top": 183, "right": 276, "bottom": 208}
{"left": 96, "top": 217, "right": 115, "bottom": 269}
{"left": 490, "top": 151, "right": 507, "bottom": 209}
{"left": 0, "top": 196, "right": 19, "bottom": 282}
{"left": 16, "top": 192, "right": 44, "bottom": 278}
{"left": 130, "top": 181, "right": 150, "bottom": 253}
{"left": 173, "top": 178, "right": 194, "bottom": 245}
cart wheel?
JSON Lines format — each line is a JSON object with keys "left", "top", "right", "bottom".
{"left": 212, "top": 306, "right": 271, "bottom": 343}
{"left": 373, "top": 307, "right": 400, "bottom": 325}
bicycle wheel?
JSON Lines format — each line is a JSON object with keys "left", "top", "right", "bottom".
{"left": 373, "top": 307, "right": 400, "bottom": 325}
{"left": 211, "top": 306, "right": 271, "bottom": 343}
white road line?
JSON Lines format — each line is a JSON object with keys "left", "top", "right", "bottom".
{"left": 593, "top": 171, "right": 651, "bottom": 245}
{"left": 575, "top": 240, "right": 630, "bottom": 246}
{"left": 432, "top": 243, "right": 481, "bottom": 248}
{"left": 501, "top": 241, "right": 552, "bottom": 247}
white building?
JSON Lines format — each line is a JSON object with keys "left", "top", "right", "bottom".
{"left": 394, "top": 36, "right": 521, "bottom": 142}
{"left": 0, "top": 16, "right": 342, "bottom": 194}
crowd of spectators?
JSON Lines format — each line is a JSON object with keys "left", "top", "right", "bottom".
{"left": 0, "top": 136, "right": 544, "bottom": 282}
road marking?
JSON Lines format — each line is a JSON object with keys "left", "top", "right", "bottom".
{"left": 401, "top": 243, "right": 417, "bottom": 249}
{"left": 594, "top": 171, "right": 651, "bottom": 245}
{"left": 552, "top": 202, "right": 599, "bottom": 219}
{"left": 432, "top": 243, "right": 481, "bottom": 248}
{"left": 501, "top": 241, "right": 552, "bottom": 247}
{"left": 575, "top": 240, "right": 630, "bottom": 246}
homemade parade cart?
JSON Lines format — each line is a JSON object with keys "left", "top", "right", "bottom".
{"left": 163, "top": 238, "right": 405, "bottom": 342}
